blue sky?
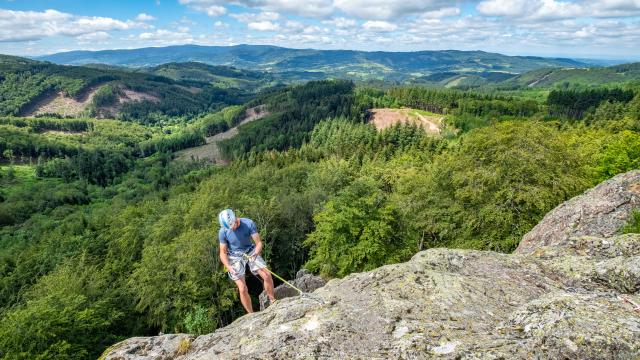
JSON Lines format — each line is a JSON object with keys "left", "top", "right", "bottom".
{"left": 1, "top": 0, "right": 640, "bottom": 59}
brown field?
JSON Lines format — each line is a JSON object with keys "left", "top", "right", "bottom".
{"left": 369, "top": 108, "right": 442, "bottom": 134}
{"left": 24, "top": 87, "right": 100, "bottom": 117}
{"left": 23, "top": 85, "right": 161, "bottom": 118}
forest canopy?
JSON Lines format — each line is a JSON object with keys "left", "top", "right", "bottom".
{"left": 1, "top": 70, "right": 639, "bottom": 359}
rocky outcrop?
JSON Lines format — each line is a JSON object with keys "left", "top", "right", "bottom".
{"left": 258, "top": 269, "right": 326, "bottom": 311}
{"left": 103, "top": 334, "right": 195, "bottom": 360}
{"left": 104, "top": 172, "right": 640, "bottom": 359}
{"left": 516, "top": 170, "right": 640, "bottom": 254}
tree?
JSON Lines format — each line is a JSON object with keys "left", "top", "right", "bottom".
{"left": 395, "top": 121, "right": 590, "bottom": 252}
{"left": 3, "top": 149, "right": 14, "bottom": 164}
{"left": 304, "top": 175, "right": 410, "bottom": 277}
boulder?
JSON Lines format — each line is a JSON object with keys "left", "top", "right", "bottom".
{"left": 102, "top": 334, "right": 194, "bottom": 360}
{"left": 516, "top": 170, "right": 640, "bottom": 254}
{"left": 258, "top": 269, "right": 326, "bottom": 310}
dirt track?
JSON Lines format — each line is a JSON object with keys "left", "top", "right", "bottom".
{"left": 175, "top": 105, "right": 269, "bottom": 164}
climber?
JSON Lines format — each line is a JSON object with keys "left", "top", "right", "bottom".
{"left": 218, "top": 209, "right": 276, "bottom": 313}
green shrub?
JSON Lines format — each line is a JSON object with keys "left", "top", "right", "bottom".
{"left": 184, "top": 306, "right": 217, "bottom": 335}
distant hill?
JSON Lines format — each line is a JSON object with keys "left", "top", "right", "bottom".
{"left": 410, "top": 71, "right": 518, "bottom": 88}
{"left": 0, "top": 55, "right": 247, "bottom": 122}
{"left": 139, "top": 62, "right": 280, "bottom": 90}
{"left": 37, "top": 45, "right": 589, "bottom": 81}
{"left": 503, "top": 62, "right": 640, "bottom": 88}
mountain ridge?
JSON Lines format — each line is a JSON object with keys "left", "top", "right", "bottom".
{"left": 36, "top": 45, "right": 590, "bottom": 81}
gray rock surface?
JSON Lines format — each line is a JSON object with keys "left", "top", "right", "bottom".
{"left": 103, "top": 334, "right": 194, "bottom": 360}
{"left": 258, "top": 269, "right": 326, "bottom": 311}
{"left": 104, "top": 172, "right": 640, "bottom": 359}
{"left": 516, "top": 170, "right": 640, "bottom": 254}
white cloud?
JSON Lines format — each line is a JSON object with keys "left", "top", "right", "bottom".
{"left": 477, "top": 0, "right": 640, "bottom": 20}
{"left": 248, "top": 21, "right": 280, "bottom": 31}
{"left": 177, "top": 16, "right": 198, "bottom": 26}
{"left": 178, "top": 0, "right": 333, "bottom": 18}
{"left": 254, "top": 0, "right": 334, "bottom": 18}
{"left": 362, "top": 20, "right": 398, "bottom": 31}
{"left": 0, "top": 9, "right": 145, "bottom": 42}
{"left": 476, "top": 0, "right": 532, "bottom": 17}
{"left": 138, "top": 29, "right": 195, "bottom": 43}
{"left": 136, "top": 13, "right": 156, "bottom": 22}
{"left": 334, "top": 0, "right": 452, "bottom": 20}
{"left": 179, "top": 0, "right": 227, "bottom": 17}
{"left": 232, "top": 11, "right": 282, "bottom": 31}
{"left": 76, "top": 31, "right": 110, "bottom": 43}
{"left": 232, "top": 11, "right": 280, "bottom": 23}
{"left": 420, "top": 7, "right": 461, "bottom": 19}
{"left": 285, "top": 20, "right": 306, "bottom": 31}
{"left": 321, "top": 17, "right": 357, "bottom": 28}
{"left": 471, "top": 0, "right": 579, "bottom": 21}
{"left": 586, "top": 0, "right": 640, "bottom": 17}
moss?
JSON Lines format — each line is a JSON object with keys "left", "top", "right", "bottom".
{"left": 97, "top": 343, "right": 119, "bottom": 360}
{"left": 621, "top": 210, "right": 640, "bottom": 234}
{"left": 176, "top": 338, "right": 191, "bottom": 356}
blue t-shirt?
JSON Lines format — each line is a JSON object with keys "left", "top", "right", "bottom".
{"left": 219, "top": 218, "right": 258, "bottom": 253}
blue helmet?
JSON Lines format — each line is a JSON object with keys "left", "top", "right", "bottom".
{"left": 218, "top": 209, "right": 236, "bottom": 229}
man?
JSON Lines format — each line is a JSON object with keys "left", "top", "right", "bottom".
{"left": 218, "top": 209, "right": 276, "bottom": 313}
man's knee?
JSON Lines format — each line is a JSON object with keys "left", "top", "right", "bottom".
{"left": 235, "top": 280, "right": 249, "bottom": 294}
{"left": 259, "top": 269, "right": 273, "bottom": 282}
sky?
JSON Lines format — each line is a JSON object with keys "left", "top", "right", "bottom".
{"left": 1, "top": 0, "right": 640, "bottom": 60}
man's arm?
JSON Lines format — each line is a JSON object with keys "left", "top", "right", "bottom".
{"left": 251, "top": 233, "right": 263, "bottom": 259}
{"left": 219, "top": 243, "right": 234, "bottom": 275}
{"left": 248, "top": 219, "right": 262, "bottom": 259}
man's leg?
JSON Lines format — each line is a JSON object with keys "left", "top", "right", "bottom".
{"left": 233, "top": 277, "right": 253, "bottom": 313}
{"left": 256, "top": 268, "right": 276, "bottom": 302}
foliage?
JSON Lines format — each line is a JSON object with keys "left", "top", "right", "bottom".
{"left": 304, "top": 174, "right": 410, "bottom": 277}
{"left": 547, "top": 87, "right": 635, "bottom": 119}
{"left": 0, "top": 117, "right": 93, "bottom": 132}
{"left": 219, "top": 80, "right": 356, "bottom": 158}
{"left": 621, "top": 210, "right": 640, "bottom": 234}
{"left": 91, "top": 84, "right": 122, "bottom": 108}
{"left": 0, "top": 261, "right": 123, "bottom": 360}
{"left": 183, "top": 305, "right": 217, "bottom": 335}
{"left": 393, "top": 121, "right": 590, "bottom": 252}
{"left": 592, "top": 130, "right": 640, "bottom": 182}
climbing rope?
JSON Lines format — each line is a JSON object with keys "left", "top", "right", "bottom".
{"left": 242, "top": 253, "right": 325, "bottom": 305}
{"left": 619, "top": 296, "right": 640, "bottom": 314}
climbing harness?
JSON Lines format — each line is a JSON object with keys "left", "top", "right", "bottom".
{"left": 242, "top": 252, "right": 325, "bottom": 305}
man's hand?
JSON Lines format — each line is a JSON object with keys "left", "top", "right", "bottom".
{"left": 225, "top": 265, "right": 237, "bottom": 277}
{"left": 250, "top": 232, "right": 263, "bottom": 262}
{"left": 220, "top": 243, "right": 235, "bottom": 276}
{"left": 250, "top": 251, "right": 258, "bottom": 261}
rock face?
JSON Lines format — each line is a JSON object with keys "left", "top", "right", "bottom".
{"left": 258, "top": 269, "right": 326, "bottom": 311}
{"left": 516, "top": 170, "right": 640, "bottom": 254}
{"left": 104, "top": 172, "right": 640, "bottom": 360}
{"left": 103, "top": 334, "right": 194, "bottom": 360}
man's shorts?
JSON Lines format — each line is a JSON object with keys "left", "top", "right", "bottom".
{"left": 227, "top": 248, "right": 267, "bottom": 281}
